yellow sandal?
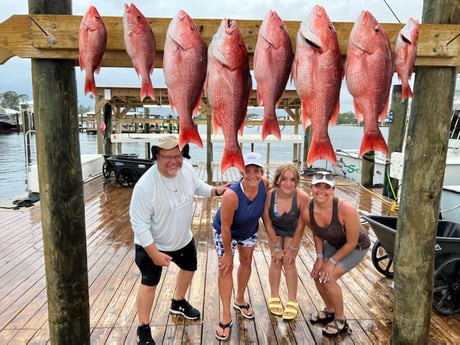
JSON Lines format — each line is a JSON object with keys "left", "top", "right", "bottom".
{"left": 282, "top": 301, "right": 299, "bottom": 320}
{"left": 268, "top": 297, "right": 283, "bottom": 316}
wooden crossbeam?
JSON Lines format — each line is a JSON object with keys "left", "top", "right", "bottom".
{"left": 0, "top": 14, "right": 459, "bottom": 67}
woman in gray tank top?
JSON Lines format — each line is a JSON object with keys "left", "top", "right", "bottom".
{"left": 302, "top": 171, "right": 370, "bottom": 338}
{"left": 262, "top": 163, "right": 309, "bottom": 320}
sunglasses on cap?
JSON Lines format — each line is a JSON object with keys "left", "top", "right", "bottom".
{"left": 313, "top": 172, "right": 334, "bottom": 181}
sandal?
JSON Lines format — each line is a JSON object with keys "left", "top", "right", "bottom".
{"left": 310, "top": 308, "right": 335, "bottom": 324}
{"left": 268, "top": 297, "right": 283, "bottom": 316}
{"left": 322, "top": 318, "right": 349, "bottom": 337}
{"left": 232, "top": 302, "right": 255, "bottom": 319}
{"left": 215, "top": 320, "right": 233, "bottom": 341}
{"left": 282, "top": 301, "right": 299, "bottom": 320}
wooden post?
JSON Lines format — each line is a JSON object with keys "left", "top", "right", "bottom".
{"left": 103, "top": 103, "right": 112, "bottom": 155}
{"left": 383, "top": 85, "right": 408, "bottom": 199}
{"left": 29, "top": 1, "right": 90, "bottom": 344}
{"left": 392, "top": 1, "right": 459, "bottom": 343}
{"left": 361, "top": 151, "right": 375, "bottom": 187}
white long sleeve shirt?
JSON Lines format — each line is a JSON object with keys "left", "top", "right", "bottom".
{"left": 129, "top": 161, "right": 212, "bottom": 251}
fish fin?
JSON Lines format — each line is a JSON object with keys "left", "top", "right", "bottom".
{"left": 221, "top": 147, "right": 245, "bottom": 174}
{"left": 179, "top": 127, "right": 203, "bottom": 149}
{"left": 307, "top": 135, "right": 337, "bottom": 167}
{"left": 359, "top": 129, "right": 389, "bottom": 157}
{"left": 84, "top": 75, "right": 96, "bottom": 96}
{"left": 140, "top": 78, "right": 155, "bottom": 101}
{"left": 328, "top": 100, "right": 340, "bottom": 126}
{"left": 192, "top": 91, "right": 203, "bottom": 117}
{"left": 262, "top": 114, "right": 281, "bottom": 140}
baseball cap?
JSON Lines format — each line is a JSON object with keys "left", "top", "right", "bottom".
{"left": 311, "top": 171, "right": 335, "bottom": 187}
{"left": 244, "top": 152, "right": 264, "bottom": 167}
{"left": 154, "top": 135, "right": 179, "bottom": 150}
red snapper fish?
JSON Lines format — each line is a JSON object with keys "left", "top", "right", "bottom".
{"left": 254, "top": 10, "right": 293, "bottom": 140}
{"left": 79, "top": 5, "right": 107, "bottom": 97}
{"left": 163, "top": 10, "right": 207, "bottom": 149}
{"left": 123, "top": 3, "right": 155, "bottom": 101}
{"left": 205, "top": 19, "right": 251, "bottom": 173}
{"left": 345, "top": 10, "right": 392, "bottom": 157}
{"left": 395, "top": 18, "right": 419, "bottom": 101}
{"left": 291, "top": 5, "right": 343, "bottom": 167}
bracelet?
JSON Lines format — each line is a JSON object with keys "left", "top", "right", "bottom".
{"left": 316, "top": 253, "right": 324, "bottom": 259}
{"left": 215, "top": 187, "right": 223, "bottom": 196}
{"left": 274, "top": 247, "right": 283, "bottom": 252}
{"left": 288, "top": 245, "right": 298, "bottom": 251}
{"left": 271, "top": 241, "right": 280, "bottom": 247}
{"left": 329, "top": 257, "right": 338, "bottom": 265}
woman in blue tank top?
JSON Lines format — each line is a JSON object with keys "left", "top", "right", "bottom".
{"left": 262, "top": 163, "right": 309, "bottom": 320}
{"left": 212, "top": 152, "right": 269, "bottom": 341}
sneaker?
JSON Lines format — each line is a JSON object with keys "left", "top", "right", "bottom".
{"left": 169, "top": 298, "right": 201, "bottom": 319}
{"left": 137, "top": 324, "right": 155, "bottom": 345}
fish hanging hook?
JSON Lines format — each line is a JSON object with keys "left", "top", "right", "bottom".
{"left": 383, "top": 0, "right": 401, "bottom": 24}
{"left": 446, "top": 32, "right": 460, "bottom": 46}
{"left": 29, "top": 15, "right": 57, "bottom": 45}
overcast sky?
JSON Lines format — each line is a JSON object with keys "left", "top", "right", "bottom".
{"left": 0, "top": 0, "right": 423, "bottom": 111}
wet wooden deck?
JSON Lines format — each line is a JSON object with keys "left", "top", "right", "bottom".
{"left": 0, "top": 167, "right": 459, "bottom": 344}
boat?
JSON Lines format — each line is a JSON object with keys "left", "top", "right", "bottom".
{"left": 0, "top": 107, "right": 20, "bottom": 133}
{"left": 331, "top": 106, "right": 460, "bottom": 188}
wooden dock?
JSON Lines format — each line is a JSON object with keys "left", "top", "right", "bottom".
{"left": 0, "top": 170, "right": 458, "bottom": 344}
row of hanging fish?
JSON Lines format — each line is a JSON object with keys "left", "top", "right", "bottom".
{"left": 78, "top": 4, "right": 420, "bottom": 173}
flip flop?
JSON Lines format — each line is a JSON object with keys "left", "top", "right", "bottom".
{"left": 232, "top": 302, "right": 255, "bottom": 319}
{"left": 215, "top": 320, "right": 233, "bottom": 341}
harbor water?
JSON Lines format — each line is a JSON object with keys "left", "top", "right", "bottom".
{"left": 1, "top": 125, "right": 458, "bottom": 221}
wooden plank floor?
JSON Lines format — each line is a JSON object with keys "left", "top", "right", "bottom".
{"left": 0, "top": 169, "right": 459, "bottom": 344}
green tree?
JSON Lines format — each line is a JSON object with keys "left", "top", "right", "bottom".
{"left": 0, "top": 91, "right": 29, "bottom": 109}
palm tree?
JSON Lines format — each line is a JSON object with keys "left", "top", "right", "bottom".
{"left": 0, "top": 91, "right": 29, "bottom": 110}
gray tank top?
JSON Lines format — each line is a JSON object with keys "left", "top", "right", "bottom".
{"left": 309, "top": 197, "right": 370, "bottom": 250}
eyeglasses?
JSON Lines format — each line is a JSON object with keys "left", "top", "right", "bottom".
{"left": 158, "top": 153, "right": 183, "bottom": 161}
{"left": 313, "top": 172, "right": 334, "bottom": 181}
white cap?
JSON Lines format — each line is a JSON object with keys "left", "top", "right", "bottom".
{"left": 244, "top": 152, "right": 264, "bottom": 167}
{"left": 154, "top": 135, "right": 179, "bottom": 150}
{"left": 311, "top": 171, "right": 335, "bottom": 187}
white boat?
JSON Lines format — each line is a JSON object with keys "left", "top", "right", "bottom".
{"left": 0, "top": 107, "right": 20, "bottom": 133}
{"left": 331, "top": 111, "right": 460, "bottom": 187}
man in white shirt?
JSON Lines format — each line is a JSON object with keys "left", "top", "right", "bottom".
{"left": 130, "top": 135, "right": 226, "bottom": 345}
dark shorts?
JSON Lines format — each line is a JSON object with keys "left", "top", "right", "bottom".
{"left": 135, "top": 238, "right": 197, "bottom": 286}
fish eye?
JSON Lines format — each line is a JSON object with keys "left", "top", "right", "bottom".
{"left": 374, "top": 25, "right": 380, "bottom": 32}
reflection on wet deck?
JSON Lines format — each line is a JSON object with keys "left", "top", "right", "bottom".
{"left": 0, "top": 174, "right": 458, "bottom": 344}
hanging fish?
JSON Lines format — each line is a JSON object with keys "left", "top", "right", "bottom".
{"left": 254, "top": 10, "right": 293, "bottom": 140}
{"left": 79, "top": 5, "right": 107, "bottom": 97}
{"left": 292, "top": 5, "right": 343, "bottom": 166}
{"left": 345, "top": 10, "right": 392, "bottom": 157}
{"left": 395, "top": 18, "right": 419, "bottom": 101}
{"left": 205, "top": 18, "right": 251, "bottom": 173}
{"left": 163, "top": 10, "right": 207, "bottom": 149}
{"left": 123, "top": 3, "right": 156, "bottom": 101}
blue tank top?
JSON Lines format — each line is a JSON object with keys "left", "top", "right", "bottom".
{"left": 213, "top": 179, "right": 267, "bottom": 241}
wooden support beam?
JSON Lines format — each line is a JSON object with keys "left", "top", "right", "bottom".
{"left": 0, "top": 14, "right": 459, "bottom": 67}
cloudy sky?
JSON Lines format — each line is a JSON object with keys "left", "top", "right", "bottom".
{"left": 0, "top": 0, "right": 423, "bottom": 111}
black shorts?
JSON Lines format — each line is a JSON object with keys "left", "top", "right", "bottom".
{"left": 135, "top": 238, "right": 197, "bottom": 286}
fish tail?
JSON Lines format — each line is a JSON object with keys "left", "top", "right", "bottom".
{"left": 220, "top": 147, "right": 245, "bottom": 174}
{"left": 140, "top": 78, "right": 155, "bottom": 101}
{"left": 179, "top": 127, "right": 203, "bottom": 149}
{"left": 307, "top": 135, "right": 337, "bottom": 167}
{"left": 360, "top": 129, "right": 389, "bottom": 157}
{"left": 262, "top": 115, "right": 281, "bottom": 140}
{"left": 401, "top": 83, "right": 413, "bottom": 102}
{"left": 84, "top": 75, "right": 96, "bottom": 97}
